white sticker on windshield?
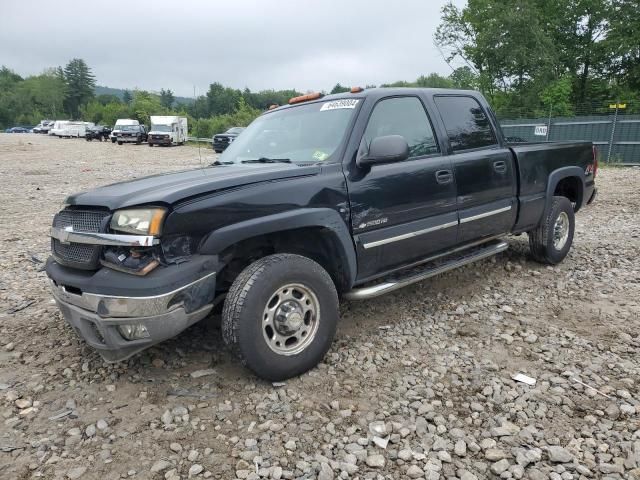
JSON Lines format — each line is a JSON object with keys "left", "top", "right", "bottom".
{"left": 320, "top": 99, "right": 360, "bottom": 111}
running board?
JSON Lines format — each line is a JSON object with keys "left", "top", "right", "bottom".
{"left": 344, "top": 240, "right": 509, "bottom": 300}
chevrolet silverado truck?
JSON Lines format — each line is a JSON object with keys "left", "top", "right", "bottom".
{"left": 46, "top": 88, "right": 597, "bottom": 380}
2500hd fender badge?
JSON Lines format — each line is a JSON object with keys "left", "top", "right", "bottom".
{"left": 358, "top": 218, "right": 389, "bottom": 230}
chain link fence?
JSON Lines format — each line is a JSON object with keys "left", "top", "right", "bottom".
{"left": 496, "top": 102, "right": 640, "bottom": 164}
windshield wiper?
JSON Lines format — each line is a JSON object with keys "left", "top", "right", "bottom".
{"left": 211, "top": 160, "right": 234, "bottom": 166}
{"left": 241, "top": 157, "right": 292, "bottom": 164}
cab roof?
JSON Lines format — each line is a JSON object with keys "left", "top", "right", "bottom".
{"left": 268, "top": 87, "right": 481, "bottom": 114}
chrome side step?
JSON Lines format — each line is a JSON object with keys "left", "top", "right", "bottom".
{"left": 344, "top": 240, "right": 508, "bottom": 300}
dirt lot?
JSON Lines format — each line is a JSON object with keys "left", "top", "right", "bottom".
{"left": 0, "top": 133, "right": 639, "bottom": 480}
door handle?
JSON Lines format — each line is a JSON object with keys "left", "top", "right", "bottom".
{"left": 435, "top": 170, "right": 453, "bottom": 184}
{"left": 493, "top": 161, "right": 507, "bottom": 173}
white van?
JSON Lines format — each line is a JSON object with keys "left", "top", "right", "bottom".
{"left": 148, "top": 116, "right": 188, "bottom": 146}
{"left": 50, "top": 121, "right": 93, "bottom": 138}
{"left": 110, "top": 119, "right": 139, "bottom": 143}
{"left": 49, "top": 121, "right": 69, "bottom": 137}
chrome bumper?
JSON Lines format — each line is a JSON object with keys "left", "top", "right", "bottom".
{"left": 49, "top": 271, "right": 216, "bottom": 318}
{"left": 49, "top": 270, "right": 217, "bottom": 362}
{"left": 50, "top": 226, "right": 158, "bottom": 247}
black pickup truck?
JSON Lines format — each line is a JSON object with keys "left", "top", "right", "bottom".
{"left": 46, "top": 88, "right": 597, "bottom": 380}
{"left": 116, "top": 125, "right": 147, "bottom": 145}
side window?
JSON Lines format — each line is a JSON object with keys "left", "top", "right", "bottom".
{"left": 434, "top": 96, "right": 497, "bottom": 152}
{"left": 363, "top": 97, "right": 439, "bottom": 158}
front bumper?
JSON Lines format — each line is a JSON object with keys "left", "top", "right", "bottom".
{"left": 149, "top": 137, "right": 172, "bottom": 145}
{"left": 213, "top": 141, "right": 230, "bottom": 151}
{"left": 118, "top": 136, "right": 141, "bottom": 143}
{"left": 46, "top": 256, "right": 218, "bottom": 362}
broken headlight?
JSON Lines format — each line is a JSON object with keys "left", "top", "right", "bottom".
{"left": 110, "top": 208, "right": 166, "bottom": 236}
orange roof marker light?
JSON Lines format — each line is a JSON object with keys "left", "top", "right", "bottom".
{"left": 288, "top": 92, "right": 323, "bottom": 104}
{"left": 350, "top": 86, "right": 364, "bottom": 93}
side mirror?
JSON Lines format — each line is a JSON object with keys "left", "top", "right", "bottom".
{"left": 357, "top": 135, "right": 410, "bottom": 167}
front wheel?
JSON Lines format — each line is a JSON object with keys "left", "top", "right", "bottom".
{"left": 528, "top": 195, "right": 575, "bottom": 264}
{"left": 117, "top": 141, "right": 123, "bottom": 145}
{"left": 222, "top": 254, "right": 339, "bottom": 381}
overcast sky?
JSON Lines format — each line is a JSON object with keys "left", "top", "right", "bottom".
{"left": 0, "top": 0, "right": 465, "bottom": 97}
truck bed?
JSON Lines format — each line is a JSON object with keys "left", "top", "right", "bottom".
{"left": 509, "top": 141, "right": 595, "bottom": 232}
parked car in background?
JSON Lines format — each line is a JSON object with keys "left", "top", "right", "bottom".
{"left": 50, "top": 121, "right": 93, "bottom": 138}
{"left": 116, "top": 124, "right": 147, "bottom": 145}
{"left": 110, "top": 119, "right": 140, "bottom": 143}
{"left": 33, "top": 120, "right": 54, "bottom": 134}
{"left": 148, "top": 116, "right": 188, "bottom": 147}
{"left": 86, "top": 125, "right": 112, "bottom": 142}
{"left": 5, "top": 126, "right": 32, "bottom": 133}
{"left": 213, "top": 126, "right": 244, "bottom": 153}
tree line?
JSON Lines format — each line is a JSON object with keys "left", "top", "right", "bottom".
{"left": 434, "top": 0, "right": 640, "bottom": 116}
{"left": 0, "top": 58, "right": 300, "bottom": 137}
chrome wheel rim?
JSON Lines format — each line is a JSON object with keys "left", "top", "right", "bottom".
{"left": 262, "top": 283, "right": 320, "bottom": 356}
{"left": 553, "top": 211, "right": 570, "bottom": 250}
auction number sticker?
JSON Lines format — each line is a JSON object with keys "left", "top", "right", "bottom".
{"left": 320, "top": 99, "right": 360, "bottom": 111}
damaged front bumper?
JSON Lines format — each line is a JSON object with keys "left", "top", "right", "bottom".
{"left": 46, "top": 255, "right": 218, "bottom": 362}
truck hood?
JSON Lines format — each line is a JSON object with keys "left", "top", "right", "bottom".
{"left": 66, "top": 163, "right": 321, "bottom": 210}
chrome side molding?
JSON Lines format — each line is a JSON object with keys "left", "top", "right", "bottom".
{"left": 362, "top": 221, "right": 458, "bottom": 249}
{"left": 344, "top": 240, "right": 508, "bottom": 300}
{"left": 460, "top": 205, "right": 512, "bottom": 224}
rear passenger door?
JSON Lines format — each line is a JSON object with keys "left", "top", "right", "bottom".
{"left": 433, "top": 95, "right": 516, "bottom": 243}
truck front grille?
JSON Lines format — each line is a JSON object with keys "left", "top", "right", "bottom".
{"left": 52, "top": 209, "right": 109, "bottom": 270}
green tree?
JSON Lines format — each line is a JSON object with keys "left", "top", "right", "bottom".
{"left": 63, "top": 58, "right": 96, "bottom": 118}
{"left": 540, "top": 76, "right": 574, "bottom": 116}
{"left": 159, "top": 88, "right": 175, "bottom": 109}
{"left": 415, "top": 73, "right": 454, "bottom": 88}
{"left": 449, "top": 66, "right": 480, "bottom": 90}
{"left": 330, "top": 83, "right": 350, "bottom": 94}
{"left": 130, "top": 90, "right": 167, "bottom": 125}
{"left": 606, "top": 0, "right": 640, "bottom": 91}
{"left": 122, "top": 89, "right": 132, "bottom": 104}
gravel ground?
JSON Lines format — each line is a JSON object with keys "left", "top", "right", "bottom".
{"left": 1, "top": 133, "right": 639, "bottom": 480}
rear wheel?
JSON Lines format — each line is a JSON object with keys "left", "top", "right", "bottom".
{"left": 117, "top": 141, "right": 123, "bottom": 145}
{"left": 528, "top": 195, "right": 575, "bottom": 264}
{"left": 222, "top": 254, "right": 339, "bottom": 381}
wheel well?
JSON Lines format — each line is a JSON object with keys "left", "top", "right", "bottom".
{"left": 554, "top": 176, "right": 583, "bottom": 212}
{"left": 216, "top": 227, "right": 350, "bottom": 294}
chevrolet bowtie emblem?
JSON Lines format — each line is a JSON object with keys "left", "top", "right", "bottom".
{"left": 60, "top": 226, "right": 73, "bottom": 244}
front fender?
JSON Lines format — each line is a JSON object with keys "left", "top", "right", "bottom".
{"left": 198, "top": 208, "right": 357, "bottom": 288}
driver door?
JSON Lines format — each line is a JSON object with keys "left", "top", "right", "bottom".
{"left": 346, "top": 95, "right": 458, "bottom": 280}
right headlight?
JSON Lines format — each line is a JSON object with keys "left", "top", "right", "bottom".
{"left": 110, "top": 208, "right": 167, "bottom": 236}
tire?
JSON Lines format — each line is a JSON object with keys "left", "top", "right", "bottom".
{"left": 528, "top": 195, "right": 575, "bottom": 265}
{"left": 214, "top": 149, "right": 222, "bottom": 154}
{"left": 148, "top": 143, "right": 153, "bottom": 147}
{"left": 222, "top": 254, "right": 339, "bottom": 381}
{"left": 111, "top": 138, "right": 116, "bottom": 144}
{"left": 117, "top": 141, "right": 123, "bottom": 145}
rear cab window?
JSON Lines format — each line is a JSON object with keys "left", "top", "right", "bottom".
{"left": 433, "top": 96, "right": 497, "bottom": 152}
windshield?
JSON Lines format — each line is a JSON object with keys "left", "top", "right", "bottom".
{"left": 218, "top": 99, "right": 359, "bottom": 165}
{"left": 121, "top": 125, "right": 139, "bottom": 131}
{"left": 152, "top": 124, "right": 172, "bottom": 132}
